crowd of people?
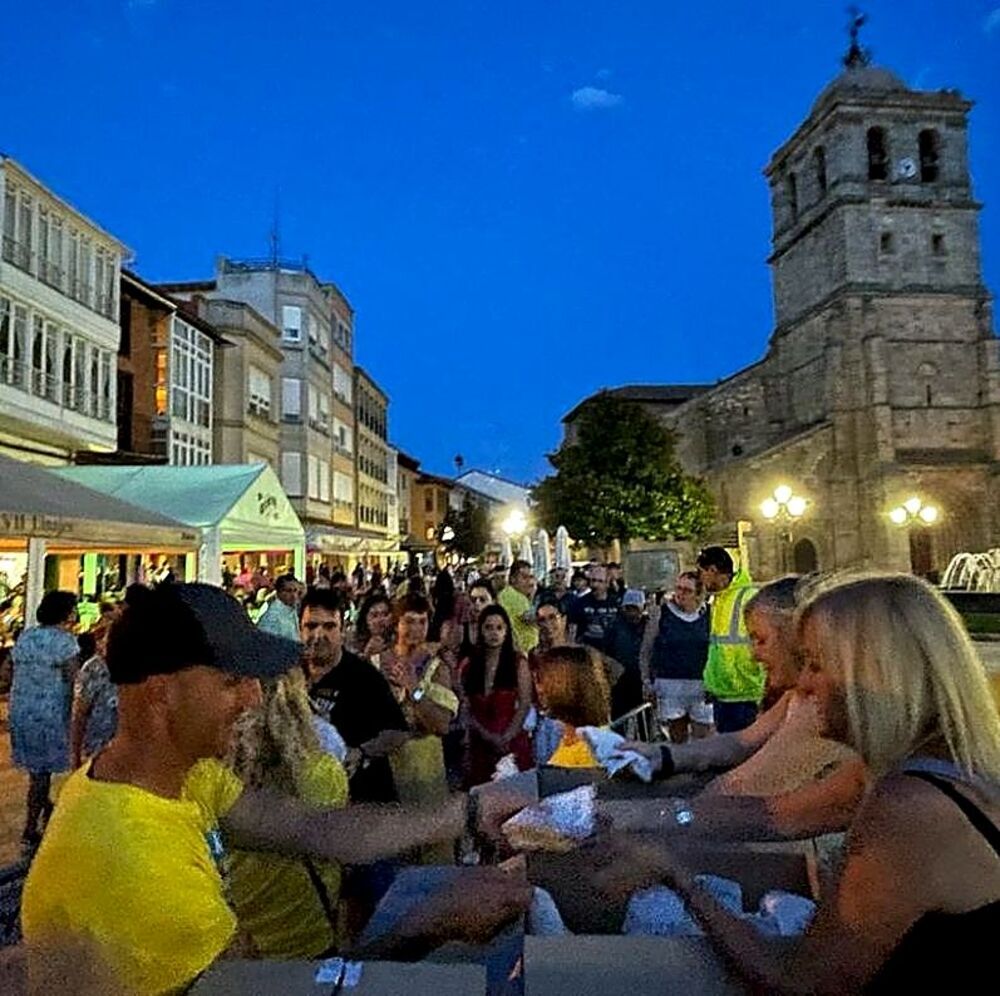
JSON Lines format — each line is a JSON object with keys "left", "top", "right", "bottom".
{"left": 2, "top": 548, "right": 998, "bottom": 994}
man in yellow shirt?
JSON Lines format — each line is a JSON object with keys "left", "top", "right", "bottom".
{"left": 21, "top": 583, "right": 529, "bottom": 995}
{"left": 498, "top": 559, "right": 539, "bottom": 653}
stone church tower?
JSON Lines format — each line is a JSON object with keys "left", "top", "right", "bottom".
{"left": 661, "top": 53, "right": 999, "bottom": 578}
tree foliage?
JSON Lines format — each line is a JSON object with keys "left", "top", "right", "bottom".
{"left": 532, "top": 393, "right": 716, "bottom": 547}
{"left": 440, "top": 498, "right": 492, "bottom": 559}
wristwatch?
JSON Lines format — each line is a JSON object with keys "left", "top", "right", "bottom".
{"left": 660, "top": 801, "right": 694, "bottom": 829}
{"left": 673, "top": 807, "right": 695, "bottom": 828}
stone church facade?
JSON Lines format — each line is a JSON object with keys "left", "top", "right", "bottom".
{"left": 566, "top": 58, "right": 999, "bottom": 581}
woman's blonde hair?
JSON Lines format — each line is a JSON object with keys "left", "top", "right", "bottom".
{"left": 227, "top": 667, "right": 320, "bottom": 793}
{"left": 798, "top": 572, "right": 1000, "bottom": 780}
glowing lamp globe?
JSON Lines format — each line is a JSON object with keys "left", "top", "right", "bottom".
{"left": 786, "top": 495, "right": 808, "bottom": 518}
{"left": 760, "top": 497, "right": 780, "bottom": 520}
{"left": 918, "top": 505, "right": 939, "bottom": 524}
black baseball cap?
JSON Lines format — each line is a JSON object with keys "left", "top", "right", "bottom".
{"left": 107, "top": 582, "right": 301, "bottom": 684}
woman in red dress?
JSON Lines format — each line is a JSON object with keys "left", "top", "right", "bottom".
{"left": 460, "top": 605, "right": 534, "bottom": 788}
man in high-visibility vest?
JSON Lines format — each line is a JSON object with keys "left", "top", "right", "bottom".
{"left": 697, "top": 546, "right": 764, "bottom": 733}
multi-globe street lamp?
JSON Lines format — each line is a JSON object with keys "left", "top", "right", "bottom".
{"left": 888, "top": 495, "right": 940, "bottom": 576}
{"left": 888, "top": 495, "right": 939, "bottom": 527}
{"left": 760, "top": 484, "right": 809, "bottom": 574}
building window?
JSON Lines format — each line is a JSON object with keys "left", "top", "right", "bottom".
{"left": 919, "top": 129, "right": 940, "bottom": 183}
{"left": 48, "top": 216, "right": 64, "bottom": 291}
{"left": 425, "top": 492, "right": 434, "bottom": 513}
{"left": 74, "top": 338, "right": 87, "bottom": 411}
{"left": 100, "top": 351, "right": 113, "bottom": 420}
{"left": 281, "top": 377, "right": 302, "bottom": 421}
{"left": 281, "top": 452, "right": 303, "bottom": 496}
{"left": 38, "top": 209, "right": 49, "bottom": 282}
{"left": 333, "top": 362, "right": 353, "bottom": 404}
{"left": 67, "top": 230, "right": 79, "bottom": 299}
{"left": 78, "top": 237, "right": 93, "bottom": 307}
{"left": 89, "top": 348, "right": 101, "bottom": 417}
{"left": 1, "top": 189, "right": 15, "bottom": 264}
{"left": 18, "top": 194, "right": 33, "bottom": 274}
{"left": 95, "top": 250, "right": 107, "bottom": 316}
{"left": 334, "top": 319, "right": 352, "bottom": 352}
{"left": 879, "top": 231, "right": 894, "bottom": 254}
{"left": 334, "top": 418, "right": 353, "bottom": 455}
{"left": 814, "top": 147, "right": 827, "bottom": 195}
{"left": 786, "top": 172, "right": 798, "bottom": 223}
{"left": 931, "top": 233, "right": 946, "bottom": 255}
{"left": 281, "top": 305, "right": 302, "bottom": 343}
{"left": 308, "top": 454, "right": 321, "bottom": 499}
{"left": 867, "top": 127, "right": 888, "bottom": 181}
{"left": 248, "top": 365, "right": 272, "bottom": 416}
{"left": 170, "top": 318, "right": 212, "bottom": 429}
{"left": 30, "top": 316, "right": 44, "bottom": 395}
{"left": 154, "top": 344, "right": 168, "bottom": 415}
{"left": 334, "top": 470, "right": 354, "bottom": 508}
{"left": 62, "top": 335, "right": 75, "bottom": 406}
{"left": 45, "top": 324, "right": 59, "bottom": 402}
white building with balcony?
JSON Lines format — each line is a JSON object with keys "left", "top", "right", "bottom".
{"left": 0, "top": 156, "right": 126, "bottom": 463}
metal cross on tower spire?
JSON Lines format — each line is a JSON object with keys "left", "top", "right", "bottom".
{"left": 843, "top": 7, "right": 871, "bottom": 68}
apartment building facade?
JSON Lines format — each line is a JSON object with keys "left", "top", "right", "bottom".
{"left": 108, "top": 272, "right": 226, "bottom": 467}
{"left": 162, "top": 258, "right": 400, "bottom": 569}
{"left": 0, "top": 157, "right": 126, "bottom": 463}
{"left": 396, "top": 450, "right": 420, "bottom": 551}
{"left": 179, "top": 296, "right": 283, "bottom": 470}
{"left": 355, "top": 366, "right": 391, "bottom": 537}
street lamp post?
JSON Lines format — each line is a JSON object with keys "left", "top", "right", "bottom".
{"left": 888, "top": 495, "right": 940, "bottom": 576}
{"left": 499, "top": 508, "right": 527, "bottom": 569}
{"left": 760, "top": 484, "right": 809, "bottom": 574}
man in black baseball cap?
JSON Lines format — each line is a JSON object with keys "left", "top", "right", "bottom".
{"left": 22, "top": 584, "right": 531, "bottom": 994}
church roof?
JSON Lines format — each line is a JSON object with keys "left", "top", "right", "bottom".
{"left": 811, "top": 63, "right": 908, "bottom": 113}
{"left": 562, "top": 384, "right": 713, "bottom": 424}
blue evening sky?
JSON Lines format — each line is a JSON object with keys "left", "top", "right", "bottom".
{"left": 2, "top": 1, "right": 998, "bottom": 483}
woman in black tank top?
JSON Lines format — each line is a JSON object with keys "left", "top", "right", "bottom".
{"left": 596, "top": 574, "right": 1000, "bottom": 994}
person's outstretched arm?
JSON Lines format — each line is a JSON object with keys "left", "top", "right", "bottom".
{"left": 623, "top": 692, "right": 792, "bottom": 777}
{"left": 221, "top": 790, "right": 466, "bottom": 866}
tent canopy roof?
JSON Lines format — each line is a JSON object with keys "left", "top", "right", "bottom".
{"left": 55, "top": 463, "right": 304, "bottom": 544}
{"left": 0, "top": 454, "right": 188, "bottom": 529}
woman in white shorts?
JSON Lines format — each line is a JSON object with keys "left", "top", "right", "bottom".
{"left": 648, "top": 571, "right": 712, "bottom": 742}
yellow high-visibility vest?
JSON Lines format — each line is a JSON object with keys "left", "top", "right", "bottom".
{"left": 702, "top": 569, "right": 766, "bottom": 703}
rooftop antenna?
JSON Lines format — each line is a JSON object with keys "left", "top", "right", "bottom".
{"left": 843, "top": 6, "right": 871, "bottom": 68}
{"left": 268, "top": 186, "right": 281, "bottom": 266}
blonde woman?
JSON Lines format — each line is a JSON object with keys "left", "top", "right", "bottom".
{"left": 598, "top": 573, "right": 1000, "bottom": 993}
{"left": 224, "top": 667, "right": 350, "bottom": 959}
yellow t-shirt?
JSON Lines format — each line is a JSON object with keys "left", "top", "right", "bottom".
{"left": 22, "top": 759, "right": 243, "bottom": 995}
{"left": 498, "top": 585, "right": 539, "bottom": 653}
{"left": 222, "top": 753, "right": 349, "bottom": 959}
{"left": 547, "top": 727, "right": 600, "bottom": 768}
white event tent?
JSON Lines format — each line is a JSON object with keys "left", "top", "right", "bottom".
{"left": 0, "top": 453, "right": 199, "bottom": 620}
{"left": 55, "top": 463, "right": 305, "bottom": 585}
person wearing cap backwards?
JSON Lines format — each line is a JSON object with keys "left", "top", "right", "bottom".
{"left": 603, "top": 589, "right": 651, "bottom": 719}
{"left": 20, "top": 584, "right": 530, "bottom": 996}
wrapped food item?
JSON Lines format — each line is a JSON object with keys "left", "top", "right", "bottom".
{"left": 501, "top": 784, "right": 596, "bottom": 852}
